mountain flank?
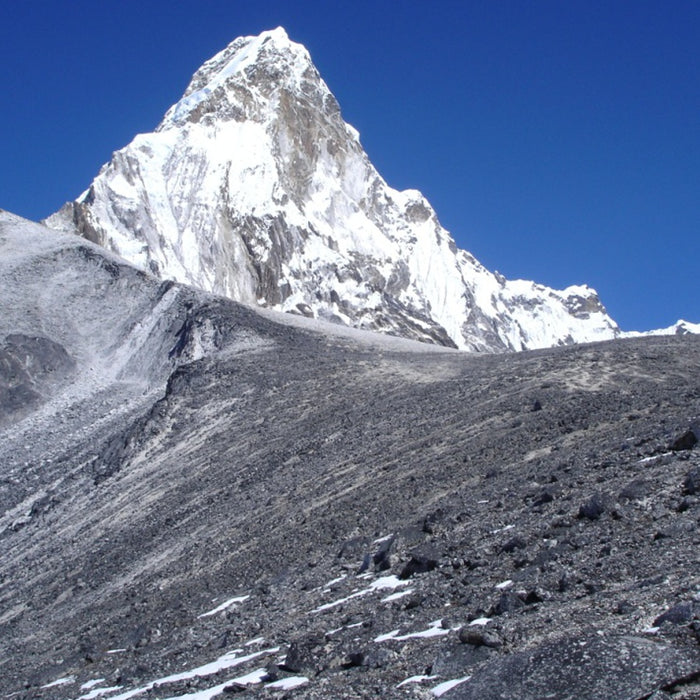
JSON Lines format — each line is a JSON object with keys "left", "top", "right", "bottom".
{"left": 1, "top": 211, "right": 699, "bottom": 699}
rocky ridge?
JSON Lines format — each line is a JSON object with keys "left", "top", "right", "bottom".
{"left": 46, "top": 27, "right": 621, "bottom": 352}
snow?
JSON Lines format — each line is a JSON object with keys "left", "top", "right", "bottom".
{"left": 266, "top": 676, "right": 309, "bottom": 689}
{"left": 622, "top": 319, "right": 700, "bottom": 338}
{"left": 492, "top": 524, "right": 515, "bottom": 534}
{"left": 312, "top": 574, "right": 409, "bottom": 612}
{"left": 369, "top": 575, "right": 409, "bottom": 591}
{"left": 469, "top": 617, "right": 492, "bottom": 626}
{"left": 397, "top": 675, "right": 438, "bottom": 687}
{"left": 41, "top": 676, "right": 75, "bottom": 688}
{"left": 375, "top": 619, "right": 460, "bottom": 642}
{"left": 431, "top": 676, "right": 472, "bottom": 696}
{"left": 80, "top": 679, "right": 106, "bottom": 690}
{"left": 77, "top": 687, "right": 123, "bottom": 700}
{"left": 382, "top": 589, "right": 414, "bottom": 602}
{"left": 495, "top": 579, "right": 513, "bottom": 590}
{"left": 372, "top": 534, "right": 394, "bottom": 544}
{"left": 197, "top": 594, "right": 250, "bottom": 618}
{"left": 160, "top": 680, "right": 232, "bottom": 700}
{"left": 105, "top": 647, "right": 279, "bottom": 700}
{"left": 326, "top": 621, "right": 364, "bottom": 635}
{"left": 227, "top": 668, "right": 267, "bottom": 685}
{"left": 40, "top": 27, "right": 638, "bottom": 356}
{"left": 638, "top": 452, "right": 672, "bottom": 464}
{"left": 312, "top": 588, "right": 371, "bottom": 612}
{"left": 374, "top": 629, "right": 401, "bottom": 642}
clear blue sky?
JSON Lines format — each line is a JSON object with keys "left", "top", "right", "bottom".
{"left": 1, "top": 0, "right": 698, "bottom": 331}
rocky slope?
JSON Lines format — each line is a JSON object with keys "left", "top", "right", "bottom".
{"left": 1, "top": 211, "right": 699, "bottom": 699}
{"left": 46, "top": 27, "right": 620, "bottom": 352}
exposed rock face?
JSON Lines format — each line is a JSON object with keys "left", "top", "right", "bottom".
{"left": 1, "top": 211, "right": 700, "bottom": 699}
{"left": 46, "top": 28, "right": 620, "bottom": 352}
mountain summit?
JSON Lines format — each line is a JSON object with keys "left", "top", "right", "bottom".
{"left": 47, "top": 27, "right": 620, "bottom": 351}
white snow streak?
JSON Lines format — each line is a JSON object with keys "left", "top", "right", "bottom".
{"left": 431, "top": 676, "right": 472, "bottom": 696}
{"left": 266, "top": 676, "right": 309, "bottom": 689}
{"left": 197, "top": 594, "right": 250, "bottom": 618}
{"left": 42, "top": 677, "right": 75, "bottom": 689}
{"left": 104, "top": 647, "right": 279, "bottom": 700}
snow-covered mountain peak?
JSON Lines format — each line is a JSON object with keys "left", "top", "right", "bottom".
{"left": 159, "top": 26, "right": 323, "bottom": 131}
{"left": 47, "top": 28, "right": 623, "bottom": 352}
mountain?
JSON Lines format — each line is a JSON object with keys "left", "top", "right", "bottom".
{"left": 2, "top": 209, "right": 700, "bottom": 699}
{"left": 46, "top": 27, "right": 620, "bottom": 352}
{"left": 623, "top": 319, "right": 700, "bottom": 338}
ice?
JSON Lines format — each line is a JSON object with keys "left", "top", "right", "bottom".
{"left": 431, "top": 676, "right": 472, "bottom": 696}
{"left": 198, "top": 594, "right": 250, "bottom": 618}
{"left": 495, "top": 579, "right": 513, "bottom": 590}
{"left": 80, "top": 679, "right": 106, "bottom": 690}
{"left": 266, "top": 676, "right": 309, "bottom": 689}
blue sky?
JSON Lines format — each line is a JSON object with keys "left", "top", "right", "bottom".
{"left": 1, "top": 0, "right": 698, "bottom": 331}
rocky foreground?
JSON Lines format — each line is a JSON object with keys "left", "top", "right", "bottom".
{"left": 1, "top": 211, "right": 699, "bottom": 699}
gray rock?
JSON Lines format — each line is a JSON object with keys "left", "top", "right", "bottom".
{"left": 442, "top": 635, "right": 700, "bottom": 700}
{"left": 399, "top": 546, "right": 440, "bottom": 579}
{"left": 671, "top": 426, "right": 699, "bottom": 451}
{"left": 578, "top": 492, "right": 607, "bottom": 520}
{"left": 683, "top": 467, "right": 700, "bottom": 495}
{"left": 654, "top": 601, "right": 697, "bottom": 626}
{"left": 458, "top": 627, "right": 502, "bottom": 648}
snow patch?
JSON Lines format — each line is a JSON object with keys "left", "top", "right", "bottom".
{"left": 469, "top": 617, "right": 492, "bottom": 626}
{"left": 42, "top": 676, "right": 75, "bottom": 689}
{"left": 80, "top": 679, "right": 106, "bottom": 690}
{"left": 105, "top": 647, "right": 279, "bottom": 700}
{"left": 431, "top": 676, "right": 472, "bottom": 696}
{"left": 375, "top": 619, "right": 460, "bottom": 642}
{"left": 397, "top": 674, "right": 438, "bottom": 687}
{"left": 77, "top": 687, "right": 123, "bottom": 700}
{"left": 198, "top": 594, "right": 250, "bottom": 618}
{"left": 382, "top": 589, "right": 414, "bottom": 603}
{"left": 266, "top": 676, "right": 309, "bottom": 689}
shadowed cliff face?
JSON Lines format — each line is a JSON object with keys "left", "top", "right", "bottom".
{"left": 1, "top": 211, "right": 699, "bottom": 699}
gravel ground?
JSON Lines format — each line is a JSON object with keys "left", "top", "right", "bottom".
{"left": 1, "top": 212, "right": 699, "bottom": 699}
